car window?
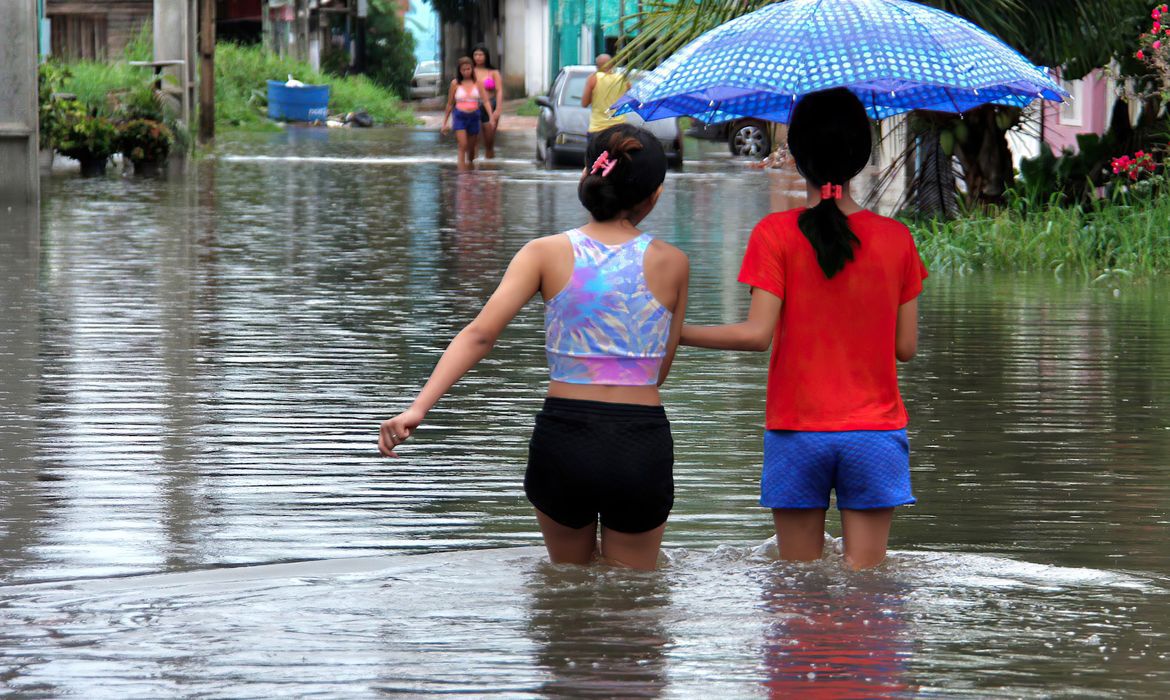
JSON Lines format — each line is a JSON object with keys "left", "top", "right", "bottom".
{"left": 560, "top": 74, "right": 589, "bottom": 105}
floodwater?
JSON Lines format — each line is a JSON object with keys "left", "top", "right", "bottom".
{"left": 1, "top": 128, "right": 1169, "bottom": 697}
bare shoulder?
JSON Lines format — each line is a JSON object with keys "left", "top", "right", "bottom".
{"left": 517, "top": 232, "right": 571, "bottom": 259}
{"left": 646, "top": 238, "right": 690, "bottom": 277}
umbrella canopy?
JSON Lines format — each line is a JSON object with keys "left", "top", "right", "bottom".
{"left": 612, "top": 0, "right": 1068, "bottom": 124}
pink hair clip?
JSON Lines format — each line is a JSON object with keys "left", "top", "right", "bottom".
{"left": 591, "top": 150, "right": 618, "bottom": 177}
{"left": 821, "top": 183, "right": 844, "bottom": 200}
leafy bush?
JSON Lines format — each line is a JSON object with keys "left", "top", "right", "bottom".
{"left": 117, "top": 118, "right": 174, "bottom": 164}
{"left": 54, "top": 106, "right": 119, "bottom": 163}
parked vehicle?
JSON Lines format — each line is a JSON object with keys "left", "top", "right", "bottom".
{"left": 410, "top": 61, "right": 442, "bottom": 99}
{"left": 688, "top": 118, "right": 773, "bottom": 157}
{"left": 535, "top": 65, "right": 683, "bottom": 169}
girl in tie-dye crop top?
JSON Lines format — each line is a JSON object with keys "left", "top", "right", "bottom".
{"left": 545, "top": 229, "right": 672, "bottom": 385}
{"left": 380, "top": 124, "right": 688, "bottom": 570}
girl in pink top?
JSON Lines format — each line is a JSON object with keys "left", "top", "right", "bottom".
{"left": 472, "top": 45, "right": 503, "bottom": 159}
{"left": 442, "top": 56, "right": 494, "bottom": 171}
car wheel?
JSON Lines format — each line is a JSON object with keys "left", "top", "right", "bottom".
{"left": 544, "top": 142, "right": 557, "bottom": 169}
{"left": 729, "top": 120, "right": 771, "bottom": 157}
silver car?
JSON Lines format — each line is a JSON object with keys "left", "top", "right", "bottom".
{"left": 410, "top": 61, "right": 442, "bottom": 99}
{"left": 535, "top": 65, "right": 683, "bottom": 169}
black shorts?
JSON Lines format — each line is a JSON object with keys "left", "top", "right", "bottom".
{"left": 525, "top": 397, "right": 674, "bottom": 534}
{"left": 479, "top": 97, "right": 497, "bottom": 123}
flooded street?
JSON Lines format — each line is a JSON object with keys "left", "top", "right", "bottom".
{"left": 2, "top": 127, "right": 1169, "bottom": 696}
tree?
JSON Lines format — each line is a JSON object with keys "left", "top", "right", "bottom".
{"left": 615, "top": 0, "right": 1151, "bottom": 211}
{"left": 367, "top": 0, "right": 417, "bottom": 98}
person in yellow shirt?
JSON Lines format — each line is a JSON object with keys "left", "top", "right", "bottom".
{"left": 581, "top": 54, "right": 631, "bottom": 134}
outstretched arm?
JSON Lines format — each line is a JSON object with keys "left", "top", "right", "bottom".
{"left": 379, "top": 242, "right": 544, "bottom": 456}
{"left": 680, "top": 287, "right": 782, "bottom": 352}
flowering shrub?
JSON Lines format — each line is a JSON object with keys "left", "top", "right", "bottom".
{"left": 1112, "top": 151, "right": 1159, "bottom": 181}
{"left": 1136, "top": 4, "right": 1170, "bottom": 99}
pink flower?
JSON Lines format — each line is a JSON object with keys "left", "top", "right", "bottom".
{"left": 1155, "top": 40, "right": 1164, "bottom": 50}
{"left": 1156, "top": 22, "right": 1163, "bottom": 33}
{"left": 1137, "top": 50, "right": 1146, "bottom": 60}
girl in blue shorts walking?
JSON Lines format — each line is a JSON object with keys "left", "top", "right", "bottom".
{"left": 442, "top": 56, "right": 494, "bottom": 170}
{"left": 681, "top": 88, "right": 928, "bottom": 570}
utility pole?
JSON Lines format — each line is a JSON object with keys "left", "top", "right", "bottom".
{"left": 0, "top": 0, "right": 40, "bottom": 204}
{"left": 198, "top": 0, "right": 215, "bottom": 143}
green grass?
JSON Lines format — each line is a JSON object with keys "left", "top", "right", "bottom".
{"left": 215, "top": 43, "right": 415, "bottom": 129}
{"left": 909, "top": 194, "right": 1170, "bottom": 278}
{"left": 58, "top": 61, "right": 152, "bottom": 116}
{"left": 516, "top": 97, "right": 542, "bottom": 117}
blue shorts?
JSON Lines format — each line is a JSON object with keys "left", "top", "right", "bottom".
{"left": 761, "top": 430, "right": 915, "bottom": 511}
{"left": 452, "top": 109, "right": 481, "bottom": 135}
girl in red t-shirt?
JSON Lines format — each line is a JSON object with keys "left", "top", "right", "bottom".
{"left": 681, "top": 88, "right": 928, "bottom": 570}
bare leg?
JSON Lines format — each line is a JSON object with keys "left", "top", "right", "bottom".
{"left": 534, "top": 509, "right": 597, "bottom": 565}
{"left": 455, "top": 130, "right": 469, "bottom": 171}
{"left": 771, "top": 509, "right": 827, "bottom": 562}
{"left": 599, "top": 524, "right": 666, "bottom": 571}
{"left": 467, "top": 134, "right": 478, "bottom": 168}
{"left": 483, "top": 120, "right": 496, "bottom": 159}
{"left": 840, "top": 508, "right": 894, "bottom": 570}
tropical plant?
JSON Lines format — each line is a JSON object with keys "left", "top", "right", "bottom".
{"left": 54, "top": 105, "right": 119, "bottom": 174}
{"left": 614, "top": 0, "right": 1152, "bottom": 212}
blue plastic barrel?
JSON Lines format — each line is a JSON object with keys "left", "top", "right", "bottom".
{"left": 267, "top": 81, "right": 331, "bottom": 122}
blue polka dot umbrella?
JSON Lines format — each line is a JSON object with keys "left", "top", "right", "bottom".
{"left": 612, "top": 0, "right": 1068, "bottom": 124}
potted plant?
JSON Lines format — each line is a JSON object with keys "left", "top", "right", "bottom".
{"left": 117, "top": 118, "right": 175, "bottom": 176}
{"left": 54, "top": 105, "right": 119, "bottom": 177}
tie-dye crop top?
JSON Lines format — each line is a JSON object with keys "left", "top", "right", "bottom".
{"left": 545, "top": 229, "right": 672, "bottom": 386}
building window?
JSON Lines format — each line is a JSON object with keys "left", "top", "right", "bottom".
{"left": 49, "top": 14, "right": 108, "bottom": 61}
{"left": 1060, "top": 79, "right": 1084, "bottom": 127}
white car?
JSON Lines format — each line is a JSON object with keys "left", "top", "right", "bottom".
{"left": 410, "top": 61, "right": 442, "bottom": 99}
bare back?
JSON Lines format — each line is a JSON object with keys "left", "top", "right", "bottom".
{"left": 534, "top": 229, "right": 689, "bottom": 405}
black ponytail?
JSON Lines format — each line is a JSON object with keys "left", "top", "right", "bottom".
{"left": 578, "top": 124, "right": 667, "bottom": 222}
{"left": 788, "top": 88, "right": 873, "bottom": 279}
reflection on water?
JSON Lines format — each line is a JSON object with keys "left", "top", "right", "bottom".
{"left": 1, "top": 128, "right": 1169, "bottom": 695}
{"left": 758, "top": 569, "right": 913, "bottom": 697}
{"left": 526, "top": 564, "right": 671, "bottom": 697}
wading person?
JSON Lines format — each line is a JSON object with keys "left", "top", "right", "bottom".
{"left": 441, "top": 56, "right": 494, "bottom": 170}
{"left": 472, "top": 44, "right": 503, "bottom": 159}
{"left": 581, "top": 54, "right": 630, "bottom": 136}
{"left": 380, "top": 125, "right": 690, "bottom": 570}
{"left": 680, "top": 88, "right": 927, "bottom": 570}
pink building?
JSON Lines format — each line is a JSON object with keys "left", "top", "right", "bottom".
{"left": 1041, "top": 70, "right": 1117, "bottom": 152}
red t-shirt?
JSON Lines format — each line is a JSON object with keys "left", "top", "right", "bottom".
{"left": 738, "top": 208, "right": 928, "bottom": 432}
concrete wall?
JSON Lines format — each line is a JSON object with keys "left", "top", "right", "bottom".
{"left": 0, "top": 0, "right": 40, "bottom": 205}
{"left": 154, "top": 0, "right": 197, "bottom": 127}
{"left": 500, "top": 0, "right": 548, "bottom": 98}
